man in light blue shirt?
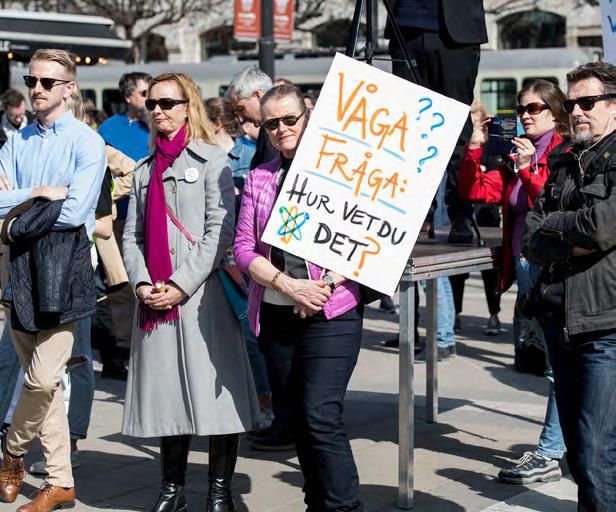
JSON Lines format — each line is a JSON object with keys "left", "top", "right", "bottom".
{"left": 0, "top": 49, "right": 105, "bottom": 511}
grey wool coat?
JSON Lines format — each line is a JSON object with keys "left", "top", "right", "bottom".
{"left": 121, "top": 139, "right": 259, "bottom": 438}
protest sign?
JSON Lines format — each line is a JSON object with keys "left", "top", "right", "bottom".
{"left": 261, "top": 53, "right": 469, "bottom": 295}
{"left": 601, "top": 0, "right": 616, "bottom": 64}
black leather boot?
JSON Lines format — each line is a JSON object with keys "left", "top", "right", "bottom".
{"left": 151, "top": 435, "right": 191, "bottom": 512}
{"left": 206, "top": 434, "right": 240, "bottom": 512}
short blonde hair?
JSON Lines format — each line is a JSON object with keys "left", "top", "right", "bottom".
{"left": 147, "top": 72, "right": 215, "bottom": 149}
{"left": 31, "top": 49, "right": 77, "bottom": 81}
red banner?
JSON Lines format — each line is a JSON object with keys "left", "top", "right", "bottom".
{"left": 234, "top": 0, "right": 261, "bottom": 41}
{"left": 234, "top": 0, "right": 294, "bottom": 41}
{"left": 273, "top": 0, "right": 294, "bottom": 41}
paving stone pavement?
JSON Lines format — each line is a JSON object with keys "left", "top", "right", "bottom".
{"left": 0, "top": 274, "right": 579, "bottom": 511}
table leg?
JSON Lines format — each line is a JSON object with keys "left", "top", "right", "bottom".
{"left": 426, "top": 278, "right": 438, "bottom": 423}
{"left": 398, "top": 274, "right": 415, "bottom": 509}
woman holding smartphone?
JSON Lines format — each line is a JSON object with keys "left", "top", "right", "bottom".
{"left": 458, "top": 79, "right": 570, "bottom": 486}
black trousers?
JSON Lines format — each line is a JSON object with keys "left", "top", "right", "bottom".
{"left": 389, "top": 27, "right": 480, "bottom": 221}
{"left": 259, "top": 303, "right": 363, "bottom": 512}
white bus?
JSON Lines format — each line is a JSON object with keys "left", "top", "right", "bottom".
{"left": 9, "top": 46, "right": 601, "bottom": 116}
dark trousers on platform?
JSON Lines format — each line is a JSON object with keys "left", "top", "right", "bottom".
{"left": 389, "top": 27, "right": 480, "bottom": 221}
{"left": 543, "top": 314, "right": 616, "bottom": 511}
{"left": 258, "top": 303, "right": 363, "bottom": 512}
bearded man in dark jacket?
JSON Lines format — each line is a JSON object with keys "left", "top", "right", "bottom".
{"left": 522, "top": 61, "right": 616, "bottom": 512}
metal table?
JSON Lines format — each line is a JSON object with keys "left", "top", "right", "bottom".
{"left": 397, "top": 228, "right": 502, "bottom": 509}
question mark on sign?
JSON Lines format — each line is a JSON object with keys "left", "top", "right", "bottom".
{"left": 422, "top": 112, "right": 445, "bottom": 139}
{"left": 416, "top": 97, "right": 432, "bottom": 121}
{"left": 417, "top": 146, "right": 438, "bottom": 173}
{"left": 354, "top": 236, "right": 381, "bottom": 277}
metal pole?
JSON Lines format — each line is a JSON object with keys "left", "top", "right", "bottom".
{"left": 365, "top": 0, "right": 374, "bottom": 65}
{"left": 345, "top": 0, "right": 364, "bottom": 58}
{"left": 259, "top": 0, "right": 275, "bottom": 79}
{"left": 426, "top": 278, "right": 439, "bottom": 423}
{"left": 398, "top": 269, "right": 414, "bottom": 509}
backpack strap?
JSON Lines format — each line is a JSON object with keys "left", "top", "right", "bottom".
{"left": 166, "top": 206, "right": 196, "bottom": 245}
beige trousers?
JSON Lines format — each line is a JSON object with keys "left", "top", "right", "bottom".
{"left": 6, "top": 323, "right": 76, "bottom": 488}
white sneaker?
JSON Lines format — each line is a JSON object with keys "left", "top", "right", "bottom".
{"left": 29, "top": 450, "right": 81, "bottom": 476}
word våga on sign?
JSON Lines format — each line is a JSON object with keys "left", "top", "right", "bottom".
{"left": 261, "top": 53, "right": 469, "bottom": 295}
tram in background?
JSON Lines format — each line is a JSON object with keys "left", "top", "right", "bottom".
{"left": 9, "top": 46, "right": 602, "bottom": 116}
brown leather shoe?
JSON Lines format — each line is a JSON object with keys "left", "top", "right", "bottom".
{"left": 17, "top": 483, "right": 75, "bottom": 511}
{"left": 0, "top": 449, "right": 24, "bottom": 503}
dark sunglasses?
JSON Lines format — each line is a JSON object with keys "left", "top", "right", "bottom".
{"left": 562, "top": 94, "right": 616, "bottom": 114}
{"left": 263, "top": 110, "right": 307, "bottom": 131}
{"left": 23, "top": 75, "right": 70, "bottom": 90}
{"left": 516, "top": 102, "right": 550, "bottom": 116}
{"left": 139, "top": 90, "right": 148, "bottom": 98}
{"left": 145, "top": 98, "right": 188, "bottom": 111}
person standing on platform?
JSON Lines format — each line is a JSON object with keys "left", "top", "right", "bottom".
{"left": 386, "top": 0, "right": 488, "bottom": 244}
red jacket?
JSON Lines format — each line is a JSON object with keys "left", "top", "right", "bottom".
{"left": 458, "top": 133, "right": 564, "bottom": 292}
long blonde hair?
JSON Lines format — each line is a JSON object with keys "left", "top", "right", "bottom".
{"left": 147, "top": 72, "right": 216, "bottom": 149}
{"left": 66, "top": 84, "right": 86, "bottom": 122}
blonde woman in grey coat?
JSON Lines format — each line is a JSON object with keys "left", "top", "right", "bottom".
{"left": 122, "top": 72, "right": 258, "bottom": 512}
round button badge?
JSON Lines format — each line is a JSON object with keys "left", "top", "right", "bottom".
{"left": 184, "top": 167, "right": 199, "bottom": 183}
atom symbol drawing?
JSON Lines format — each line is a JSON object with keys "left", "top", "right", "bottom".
{"left": 277, "top": 205, "right": 310, "bottom": 243}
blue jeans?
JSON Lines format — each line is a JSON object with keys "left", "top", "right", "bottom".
{"left": 0, "top": 320, "right": 20, "bottom": 421}
{"left": 513, "top": 256, "right": 565, "bottom": 460}
{"left": 259, "top": 303, "right": 363, "bottom": 511}
{"left": 421, "top": 278, "right": 455, "bottom": 349}
{"left": 0, "top": 318, "right": 95, "bottom": 440}
{"left": 544, "top": 316, "right": 616, "bottom": 511}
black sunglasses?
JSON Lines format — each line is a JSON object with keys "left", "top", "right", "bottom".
{"left": 516, "top": 102, "right": 550, "bottom": 116}
{"left": 562, "top": 94, "right": 616, "bottom": 114}
{"left": 263, "top": 110, "right": 307, "bottom": 131}
{"left": 23, "top": 75, "right": 70, "bottom": 90}
{"left": 145, "top": 98, "right": 188, "bottom": 111}
{"left": 139, "top": 90, "right": 148, "bottom": 98}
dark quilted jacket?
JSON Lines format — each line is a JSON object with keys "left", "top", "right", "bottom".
{"left": 1, "top": 198, "right": 96, "bottom": 332}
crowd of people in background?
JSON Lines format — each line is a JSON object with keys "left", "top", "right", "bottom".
{"left": 0, "top": 7, "right": 614, "bottom": 510}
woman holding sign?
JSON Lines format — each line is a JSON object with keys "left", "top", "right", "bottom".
{"left": 234, "top": 84, "right": 365, "bottom": 512}
{"left": 458, "top": 79, "right": 570, "bottom": 486}
{"left": 122, "top": 72, "right": 258, "bottom": 512}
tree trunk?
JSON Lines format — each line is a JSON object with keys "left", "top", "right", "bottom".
{"left": 124, "top": 24, "right": 139, "bottom": 63}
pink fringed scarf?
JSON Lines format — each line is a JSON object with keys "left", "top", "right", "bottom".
{"left": 139, "top": 124, "right": 187, "bottom": 331}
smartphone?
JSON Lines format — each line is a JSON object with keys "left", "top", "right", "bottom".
{"left": 486, "top": 114, "right": 517, "bottom": 155}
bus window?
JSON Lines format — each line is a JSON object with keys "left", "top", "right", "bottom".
{"left": 102, "top": 89, "right": 124, "bottom": 117}
{"left": 522, "top": 76, "right": 559, "bottom": 88}
{"left": 81, "top": 89, "right": 96, "bottom": 106}
{"left": 480, "top": 78, "right": 516, "bottom": 114}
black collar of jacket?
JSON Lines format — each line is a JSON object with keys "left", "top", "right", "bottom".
{"left": 0, "top": 197, "right": 64, "bottom": 245}
{"left": 569, "top": 131, "right": 616, "bottom": 175}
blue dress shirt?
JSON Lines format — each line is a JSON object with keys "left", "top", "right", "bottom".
{"left": 0, "top": 110, "right": 106, "bottom": 239}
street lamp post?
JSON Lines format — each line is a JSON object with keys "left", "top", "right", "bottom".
{"left": 259, "top": 0, "right": 275, "bottom": 78}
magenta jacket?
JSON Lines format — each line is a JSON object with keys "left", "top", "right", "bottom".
{"left": 234, "top": 156, "right": 362, "bottom": 336}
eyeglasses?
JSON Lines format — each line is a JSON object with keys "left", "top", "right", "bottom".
{"left": 23, "top": 75, "right": 70, "bottom": 90}
{"left": 516, "top": 102, "right": 550, "bottom": 116}
{"left": 263, "top": 110, "right": 307, "bottom": 131}
{"left": 145, "top": 98, "right": 188, "bottom": 111}
{"left": 562, "top": 94, "right": 616, "bottom": 114}
{"left": 139, "top": 90, "right": 148, "bottom": 98}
